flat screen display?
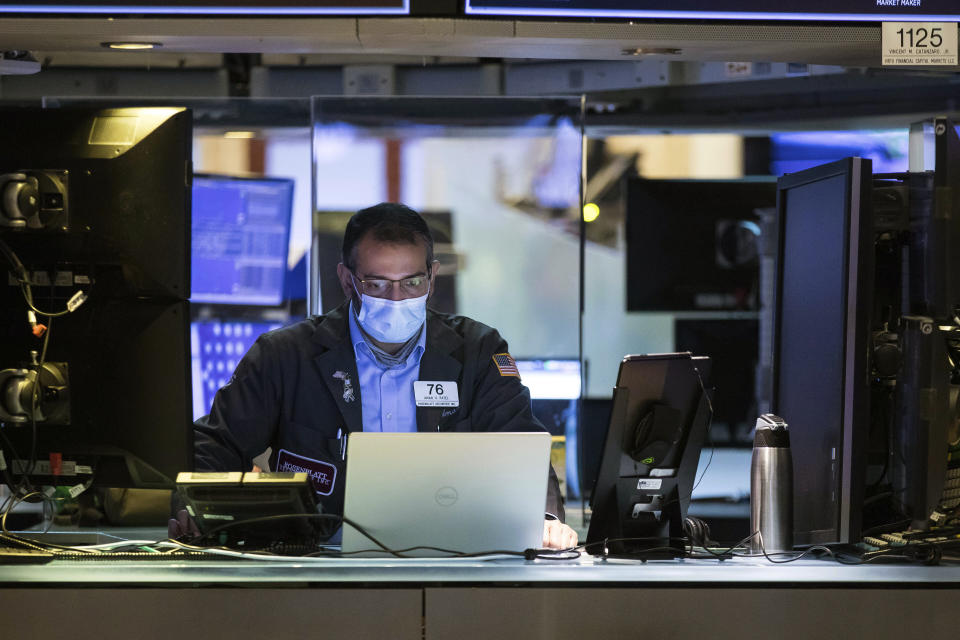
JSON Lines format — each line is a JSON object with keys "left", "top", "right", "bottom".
{"left": 0, "top": 1, "right": 408, "bottom": 14}
{"left": 516, "top": 358, "right": 581, "bottom": 495}
{"left": 466, "top": 1, "right": 960, "bottom": 21}
{"left": 190, "top": 319, "right": 284, "bottom": 419}
{"left": 674, "top": 318, "right": 758, "bottom": 446}
{"left": 191, "top": 175, "right": 294, "bottom": 306}
{"left": 770, "top": 131, "right": 909, "bottom": 176}
{"left": 515, "top": 358, "right": 581, "bottom": 401}
{"left": 777, "top": 173, "right": 848, "bottom": 544}
{"left": 625, "top": 178, "right": 775, "bottom": 312}
{"left": 774, "top": 157, "right": 871, "bottom": 545}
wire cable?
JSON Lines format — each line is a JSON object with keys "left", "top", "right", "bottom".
{"left": 577, "top": 535, "right": 690, "bottom": 560}
{"left": 0, "top": 490, "right": 100, "bottom": 555}
{"left": 186, "top": 511, "right": 578, "bottom": 560}
{"left": 20, "top": 315, "right": 53, "bottom": 491}
{"left": 0, "top": 236, "right": 80, "bottom": 318}
{"left": 727, "top": 531, "right": 837, "bottom": 564}
{"left": 0, "top": 235, "right": 28, "bottom": 282}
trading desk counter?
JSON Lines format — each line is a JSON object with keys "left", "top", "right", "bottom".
{"left": 2, "top": 551, "right": 959, "bottom": 639}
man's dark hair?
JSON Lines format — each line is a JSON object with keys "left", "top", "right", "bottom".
{"left": 341, "top": 202, "right": 434, "bottom": 271}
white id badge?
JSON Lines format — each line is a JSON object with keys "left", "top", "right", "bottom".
{"left": 414, "top": 381, "right": 459, "bottom": 407}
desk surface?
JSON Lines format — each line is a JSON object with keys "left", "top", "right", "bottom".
{"left": 3, "top": 553, "right": 960, "bottom": 585}
{"left": 4, "top": 536, "right": 960, "bottom": 640}
{"left": 2, "top": 523, "right": 960, "bottom": 586}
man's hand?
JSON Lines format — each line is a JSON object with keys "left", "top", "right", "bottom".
{"left": 167, "top": 509, "right": 201, "bottom": 540}
{"left": 542, "top": 519, "right": 578, "bottom": 550}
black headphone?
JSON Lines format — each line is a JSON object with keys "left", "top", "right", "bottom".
{"left": 683, "top": 516, "right": 716, "bottom": 548}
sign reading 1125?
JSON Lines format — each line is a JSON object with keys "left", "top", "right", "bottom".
{"left": 895, "top": 25, "right": 945, "bottom": 48}
{"left": 882, "top": 22, "right": 958, "bottom": 67}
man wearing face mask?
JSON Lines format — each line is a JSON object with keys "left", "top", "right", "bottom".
{"left": 191, "top": 203, "right": 577, "bottom": 550}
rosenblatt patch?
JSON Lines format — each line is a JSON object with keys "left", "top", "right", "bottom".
{"left": 276, "top": 449, "right": 337, "bottom": 496}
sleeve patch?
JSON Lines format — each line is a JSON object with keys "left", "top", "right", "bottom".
{"left": 492, "top": 353, "right": 520, "bottom": 377}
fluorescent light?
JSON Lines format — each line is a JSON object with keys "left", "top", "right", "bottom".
{"left": 621, "top": 47, "right": 682, "bottom": 56}
{"left": 102, "top": 42, "right": 162, "bottom": 50}
{"left": 223, "top": 131, "right": 257, "bottom": 139}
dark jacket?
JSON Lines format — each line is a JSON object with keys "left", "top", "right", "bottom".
{"left": 194, "top": 302, "right": 565, "bottom": 520}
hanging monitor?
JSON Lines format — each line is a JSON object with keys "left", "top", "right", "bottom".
{"left": 465, "top": 1, "right": 960, "bottom": 21}
{"left": 0, "top": 1, "right": 410, "bottom": 15}
{"left": 191, "top": 174, "right": 294, "bottom": 306}
{"left": 625, "top": 178, "right": 775, "bottom": 312}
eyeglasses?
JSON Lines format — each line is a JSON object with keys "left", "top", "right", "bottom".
{"left": 352, "top": 273, "right": 430, "bottom": 299}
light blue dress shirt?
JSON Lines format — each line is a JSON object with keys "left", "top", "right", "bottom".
{"left": 348, "top": 304, "right": 426, "bottom": 433}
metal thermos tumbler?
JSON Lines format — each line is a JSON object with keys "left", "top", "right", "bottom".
{"left": 750, "top": 414, "right": 793, "bottom": 554}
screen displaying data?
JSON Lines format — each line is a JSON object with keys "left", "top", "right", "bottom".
{"left": 466, "top": 1, "right": 960, "bottom": 20}
{"left": 191, "top": 175, "right": 294, "bottom": 306}
{"left": 190, "top": 319, "right": 285, "bottom": 419}
{"left": 516, "top": 359, "right": 581, "bottom": 401}
{"left": 1, "top": 1, "right": 409, "bottom": 15}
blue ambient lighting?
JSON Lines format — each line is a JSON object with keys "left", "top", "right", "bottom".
{"left": 463, "top": 2, "right": 959, "bottom": 22}
{"left": 0, "top": 2, "right": 409, "bottom": 15}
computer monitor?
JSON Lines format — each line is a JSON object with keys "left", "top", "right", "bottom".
{"left": 190, "top": 318, "right": 284, "bottom": 420}
{"left": 579, "top": 397, "right": 614, "bottom": 501}
{"left": 0, "top": 300, "right": 192, "bottom": 488}
{"left": 515, "top": 358, "right": 581, "bottom": 403}
{"left": 191, "top": 174, "right": 294, "bottom": 306}
{"left": 776, "top": 134, "right": 960, "bottom": 546}
{"left": 0, "top": 107, "right": 191, "bottom": 299}
{"left": 0, "top": 106, "right": 193, "bottom": 489}
{"left": 625, "top": 178, "right": 775, "bottom": 311}
{"left": 769, "top": 130, "right": 909, "bottom": 176}
{"left": 516, "top": 358, "right": 580, "bottom": 439}
{"left": 586, "top": 353, "right": 712, "bottom": 558}
{"left": 516, "top": 358, "right": 582, "bottom": 497}
{"left": 675, "top": 319, "right": 758, "bottom": 446}
{"left": 774, "top": 157, "right": 874, "bottom": 547}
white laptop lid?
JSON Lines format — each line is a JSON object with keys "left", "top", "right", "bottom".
{"left": 341, "top": 432, "right": 551, "bottom": 557}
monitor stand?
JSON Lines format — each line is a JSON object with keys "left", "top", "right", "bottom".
{"left": 587, "top": 386, "right": 712, "bottom": 559}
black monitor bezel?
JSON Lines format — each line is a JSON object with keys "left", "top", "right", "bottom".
{"left": 772, "top": 157, "right": 873, "bottom": 546}
{"left": 624, "top": 177, "right": 776, "bottom": 313}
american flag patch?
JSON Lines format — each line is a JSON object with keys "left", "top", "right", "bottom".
{"left": 492, "top": 353, "right": 520, "bottom": 377}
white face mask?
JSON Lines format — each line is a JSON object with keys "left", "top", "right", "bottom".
{"left": 353, "top": 287, "right": 428, "bottom": 344}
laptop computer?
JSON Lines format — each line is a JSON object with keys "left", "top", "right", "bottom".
{"left": 341, "top": 432, "right": 551, "bottom": 557}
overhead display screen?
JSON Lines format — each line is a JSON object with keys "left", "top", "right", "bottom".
{"left": 465, "top": 1, "right": 960, "bottom": 21}
{"left": 0, "top": 0, "right": 408, "bottom": 14}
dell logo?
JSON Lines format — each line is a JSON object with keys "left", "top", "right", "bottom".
{"left": 435, "top": 486, "right": 458, "bottom": 507}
